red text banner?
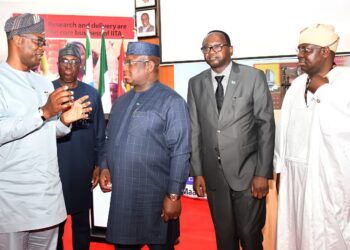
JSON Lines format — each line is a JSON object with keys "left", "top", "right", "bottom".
{"left": 40, "top": 14, "right": 135, "bottom": 39}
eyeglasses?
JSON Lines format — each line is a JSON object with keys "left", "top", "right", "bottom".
{"left": 201, "top": 44, "right": 229, "bottom": 54}
{"left": 20, "top": 34, "right": 47, "bottom": 47}
{"left": 59, "top": 59, "right": 81, "bottom": 65}
{"left": 123, "top": 60, "right": 149, "bottom": 67}
{"left": 295, "top": 46, "right": 322, "bottom": 54}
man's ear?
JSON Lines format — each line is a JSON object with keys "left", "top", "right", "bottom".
{"left": 12, "top": 35, "right": 23, "bottom": 47}
{"left": 146, "top": 60, "right": 156, "bottom": 72}
{"left": 321, "top": 47, "right": 331, "bottom": 58}
{"left": 229, "top": 46, "right": 234, "bottom": 57}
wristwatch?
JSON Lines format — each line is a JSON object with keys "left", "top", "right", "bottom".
{"left": 38, "top": 107, "right": 46, "bottom": 121}
{"left": 167, "top": 193, "right": 180, "bottom": 201}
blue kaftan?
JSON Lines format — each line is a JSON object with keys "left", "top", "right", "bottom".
{"left": 102, "top": 82, "right": 191, "bottom": 244}
{"left": 53, "top": 80, "right": 105, "bottom": 214}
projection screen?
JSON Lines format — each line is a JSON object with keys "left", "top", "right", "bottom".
{"left": 160, "top": 0, "right": 350, "bottom": 63}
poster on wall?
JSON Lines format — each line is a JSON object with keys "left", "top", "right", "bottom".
{"left": 136, "top": 8, "right": 157, "bottom": 38}
{"left": 183, "top": 177, "right": 207, "bottom": 199}
{"left": 254, "top": 63, "right": 284, "bottom": 109}
{"left": 33, "top": 14, "right": 135, "bottom": 112}
{"left": 135, "top": 0, "right": 156, "bottom": 8}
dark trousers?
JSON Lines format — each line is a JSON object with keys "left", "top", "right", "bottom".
{"left": 115, "top": 244, "right": 173, "bottom": 250}
{"left": 57, "top": 209, "right": 91, "bottom": 250}
{"left": 206, "top": 169, "right": 266, "bottom": 250}
{"left": 114, "top": 219, "right": 179, "bottom": 250}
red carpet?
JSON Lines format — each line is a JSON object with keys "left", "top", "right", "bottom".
{"left": 63, "top": 197, "right": 216, "bottom": 250}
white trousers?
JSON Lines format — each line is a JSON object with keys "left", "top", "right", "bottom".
{"left": 0, "top": 226, "right": 58, "bottom": 250}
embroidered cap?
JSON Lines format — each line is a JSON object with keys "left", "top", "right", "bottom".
{"left": 126, "top": 42, "right": 160, "bottom": 57}
{"left": 59, "top": 43, "right": 81, "bottom": 59}
{"left": 4, "top": 13, "right": 45, "bottom": 39}
{"left": 299, "top": 24, "right": 339, "bottom": 52}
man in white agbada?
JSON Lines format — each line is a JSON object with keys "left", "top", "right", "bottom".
{"left": 275, "top": 24, "right": 350, "bottom": 249}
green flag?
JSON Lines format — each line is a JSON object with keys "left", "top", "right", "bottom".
{"left": 85, "top": 27, "right": 94, "bottom": 86}
{"left": 98, "top": 28, "right": 111, "bottom": 112}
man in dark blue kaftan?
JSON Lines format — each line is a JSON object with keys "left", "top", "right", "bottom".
{"left": 53, "top": 43, "right": 106, "bottom": 250}
{"left": 99, "top": 42, "right": 191, "bottom": 250}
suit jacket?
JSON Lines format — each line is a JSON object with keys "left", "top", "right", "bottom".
{"left": 187, "top": 62, "right": 275, "bottom": 191}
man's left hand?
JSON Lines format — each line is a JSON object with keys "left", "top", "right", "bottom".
{"left": 60, "top": 95, "right": 92, "bottom": 126}
{"left": 251, "top": 176, "right": 269, "bottom": 199}
{"left": 161, "top": 196, "right": 181, "bottom": 222}
{"left": 91, "top": 166, "right": 100, "bottom": 190}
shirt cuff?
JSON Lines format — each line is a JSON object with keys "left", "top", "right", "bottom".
{"left": 57, "top": 118, "right": 71, "bottom": 134}
{"left": 100, "top": 158, "right": 108, "bottom": 170}
{"left": 167, "top": 180, "right": 185, "bottom": 195}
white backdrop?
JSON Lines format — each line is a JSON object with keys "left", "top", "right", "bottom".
{"left": 160, "top": 0, "right": 350, "bottom": 63}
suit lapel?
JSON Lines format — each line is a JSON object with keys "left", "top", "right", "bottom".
{"left": 219, "top": 62, "right": 241, "bottom": 121}
{"left": 202, "top": 70, "right": 219, "bottom": 115}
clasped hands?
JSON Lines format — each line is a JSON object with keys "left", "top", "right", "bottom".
{"left": 41, "top": 85, "right": 92, "bottom": 126}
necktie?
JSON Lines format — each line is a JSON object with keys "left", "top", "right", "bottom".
{"left": 215, "top": 75, "right": 225, "bottom": 113}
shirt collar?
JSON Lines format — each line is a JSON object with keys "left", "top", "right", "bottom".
{"left": 211, "top": 61, "right": 233, "bottom": 79}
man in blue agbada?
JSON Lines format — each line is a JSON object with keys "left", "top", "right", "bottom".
{"left": 53, "top": 43, "right": 106, "bottom": 250}
{"left": 99, "top": 42, "right": 191, "bottom": 250}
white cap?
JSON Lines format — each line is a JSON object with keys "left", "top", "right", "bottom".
{"left": 299, "top": 24, "right": 339, "bottom": 52}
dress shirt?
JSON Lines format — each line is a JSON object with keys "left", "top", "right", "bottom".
{"left": 211, "top": 61, "right": 233, "bottom": 95}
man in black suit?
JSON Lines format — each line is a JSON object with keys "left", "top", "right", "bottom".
{"left": 187, "top": 30, "right": 275, "bottom": 250}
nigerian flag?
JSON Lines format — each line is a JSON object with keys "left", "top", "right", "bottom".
{"left": 98, "top": 28, "right": 111, "bottom": 113}
{"left": 84, "top": 27, "right": 94, "bottom": 86}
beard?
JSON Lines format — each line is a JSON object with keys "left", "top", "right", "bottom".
{"left": 24, "top": 52, "right": 43, "bottom": 70}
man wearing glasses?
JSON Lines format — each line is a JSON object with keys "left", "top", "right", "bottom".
{"left": 52, "top": 43, "right": 105, "bottom": 250}
{"left": 275, "top": 24, "right": 350, "bottom": 249}
{"left": 99, "top": 42, "right": 191, "bottom": 250}
{"left": 187, "top": 30, "right": 275, "bottom": 250}
{"left": 0, "top": 13, "right": 91, "bottom": 250}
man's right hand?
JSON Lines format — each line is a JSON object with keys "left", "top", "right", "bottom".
{"left": 99, "top": 168, "right": 112, "bottom": 193}
{"left": 41, "top": 86, "right": 75, "bottom": 120}
{"left": 193, "top": 176, "right": 207, "bottom": 197}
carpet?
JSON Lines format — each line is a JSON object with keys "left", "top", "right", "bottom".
{"left": 64, "top": 182, "right": 278, "bottom": 250}
{"left": 63, "top": 197, "right": 216, "bottom": 250}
